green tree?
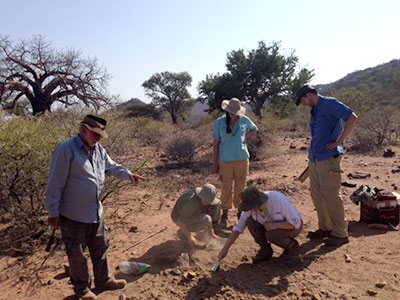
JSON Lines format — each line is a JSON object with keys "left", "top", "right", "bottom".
{"left": 125, "top": 104, "right": 161, "bottom": 119}
{"left": 198, "top": 41, "right": 313, "bottom": 118}
{"left": 332, "top": 86, "right": 374, "bottom": 117}
{"left": 197, "top": 73, "right": 244, "bottom": 112}
{"left": 0, "top": 35, "right": 111, "bottom": 115}
{"left": 142, "top": 71, "right": 193, "bottom": 124}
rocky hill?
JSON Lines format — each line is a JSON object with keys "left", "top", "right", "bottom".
{"left": 316, "top": 59, "right": 400, "bottom": 105}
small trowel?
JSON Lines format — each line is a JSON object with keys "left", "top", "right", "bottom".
{"left": 211, "top": 259, "right": 220, "bottom": 272}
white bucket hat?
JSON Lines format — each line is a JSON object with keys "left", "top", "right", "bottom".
{"left": 221, "top": 97, "right": 246, "bottom": 115}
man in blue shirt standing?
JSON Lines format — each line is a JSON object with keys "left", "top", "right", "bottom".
{"left": 45, "top": 114, "right": 145, "bottom": 300}
{"left": 295, "top": 85, "right": 358, "bottom": 246}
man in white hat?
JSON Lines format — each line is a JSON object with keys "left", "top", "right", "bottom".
{"left": 45, "top": 114, "right": 145, "bottom": 300}
{"left": 171, "top": 183, "right": 230, "bottom": 249}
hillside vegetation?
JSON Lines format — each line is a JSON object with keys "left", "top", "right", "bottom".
{"left": 317, "top": 59, "right": 400, "bottom": 106}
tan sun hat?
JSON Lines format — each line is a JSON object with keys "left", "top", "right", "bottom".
{"left": 81, "top": 114, "right": 108, "bottom": 138}
{"left": 195, "top": 183, "right": 220, "bottom": 205}
{"left": 221, "top": 97, "right": 246, "bottom": 115}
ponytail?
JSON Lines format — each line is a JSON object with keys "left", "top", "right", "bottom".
{"left": 225, "top": 112, "right": 232, "bottom": 134}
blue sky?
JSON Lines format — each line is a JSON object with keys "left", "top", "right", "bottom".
{"left": 1, "top": 0, "right": 399, "bottom": 103}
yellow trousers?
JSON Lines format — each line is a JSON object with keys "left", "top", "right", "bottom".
{"left": 219, "top": 160, "right": 249, "bottom": 210}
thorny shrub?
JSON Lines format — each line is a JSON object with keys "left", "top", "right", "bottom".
{"left": 0, "top": 111, "right": 145, "bottom": 256}
{"left": 350, "top": 107, "right": 400, "bottom": 153}
{"left": 166, "top": 135, "right": 196, "bottom": 163}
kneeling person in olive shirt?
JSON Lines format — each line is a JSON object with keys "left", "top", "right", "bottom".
{"left": 171, "top": 183, "right": 229, "bottom": 249}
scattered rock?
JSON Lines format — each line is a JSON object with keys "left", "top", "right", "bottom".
{"left": 383, "top": 149, "right": 395, "bottom": 158}
{"left": 290, "top": 144, "right": 296, "bottom": 149}
{"left": 170, "top": 268, "right": 182, "bottom": 276}
{"left": 241, "top": 255, "right": 250, "bottom": 262}
{"left": 366, "top": 289, "right": 378, "bottom": 296}
{"left": 375, "top": 281, "right": 386, "bottom": 288}
{"left": 344, "top": 254, "right": 352, "bottom": 263}
{"left": 119, "top": 295, "right": 127, "bottom": 300}
{"left": 47, "top": 279, "right": 54, "bottom": 286}
{"left": 347, "top": 172, "right": 371, "bottom": 179}
{"left": 129, "top": 226, "right": 138, "bottom": 233}
{"left": 300, "top": 146, "right": 307, "bottom": 151}
{"left": 341, "top": 181, "right": 356, "bottom": 188}
{"left": 183, "top": 271, "right": 197, "bottom": 280}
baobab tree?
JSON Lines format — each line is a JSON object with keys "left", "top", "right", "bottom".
{"left": 0, "top": 35, "right": 111, "bottom": 115}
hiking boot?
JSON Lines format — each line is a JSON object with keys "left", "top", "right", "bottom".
{"left": 97, "top": 278, "right": 127, "bottom": 290}
{"left": 252, "top": 248, "right": 273, "bottom": 264}
{"left": 213, "top": 224, "right": 231, "bottom": 238}
{"left": 324, "top": 236, "right": 349, "bottom": 247}
{"left": 79, "top": 290, "right": 97, "bottom": 300}
{"left": 307, "top": 229, "right": 331, "bottom": 240}
{"left": 281, "top": 239, "right": 299, "bottom": 257}
{"left": 220, "top": 211, "right": 228, "bottom": 228}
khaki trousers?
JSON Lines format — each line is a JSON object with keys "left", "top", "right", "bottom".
{"left": 309, "top": 156, "right": 348, "bottom": 238}
{"left": 219, "top": 159, "right": 249, "bottom": 210}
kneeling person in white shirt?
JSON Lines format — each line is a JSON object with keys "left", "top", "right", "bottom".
{"left": 218, "top": 186, "right": 303, "bottom": 264}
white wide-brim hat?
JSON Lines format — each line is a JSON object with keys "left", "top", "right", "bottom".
{"left": 221, "top": 97, "right": 246, "bottom": 115}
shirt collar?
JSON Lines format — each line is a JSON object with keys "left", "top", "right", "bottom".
{"left": 74, "top": 134, "right": 98, "bottom": 152}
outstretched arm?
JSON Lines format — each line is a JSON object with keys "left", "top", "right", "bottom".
{"left": 218, "top": 230, "right": 240, "bottom": 260}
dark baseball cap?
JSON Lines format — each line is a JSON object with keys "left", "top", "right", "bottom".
{"left": 295, "top": 85, "right": 317, "bottom": 106}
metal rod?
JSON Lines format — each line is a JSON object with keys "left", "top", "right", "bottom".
{"left": 124, "top": 226, "right": 168, "bottom": 252}
{"left": 45, "top": 229, "right": 56, "bottom": 252}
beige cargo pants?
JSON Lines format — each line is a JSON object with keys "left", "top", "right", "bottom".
{"left": 309, "top": 156, "right": 348, "bottom": 238}
{"left": 219, "top": 159, "right": 249, "bottom": 210}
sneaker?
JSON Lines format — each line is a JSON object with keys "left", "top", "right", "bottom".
{"left": 252, "top": 248, "right": 273, "bottom": 264}
{"left": 98, "top": 279, "right": 127, "bottom": 290}
{"left": 220, "top": 214, "right": 228, "bottom": 228}
{"left": 80, "top": 290, "right": 97, "bottom": 300}
{"left": 307, "top": 229, "right": 331, "bottom": 239}
{"left": 324, "top": 236, "right": 349, "bottom": 247}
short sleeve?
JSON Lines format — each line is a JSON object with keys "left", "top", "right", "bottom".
{"left": 213, "top": 119, "right": 221, "bottom": 140}
{"left": 328, "top": 98, "right": 353, "bottom": 121}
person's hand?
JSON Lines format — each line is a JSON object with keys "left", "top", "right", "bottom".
{"left": 213, "top": 162, "right": 219, "bottom": 174}
{"left": 189, "top": 236, "right": 207, "bottom": 249}
{"left": 188, "top": 235, "right": 197, "bottom": 249}
{"left": 264, "top": 222, "right": 278, "bottom": 231}
{"left": 130, "top": 174, "right": 146, "bottom": 184}
{"left": 325, "top": 140, "right": 341, "bottom": 151}
{"left": 48, "top": 217, "right": 60, "bottom": 229}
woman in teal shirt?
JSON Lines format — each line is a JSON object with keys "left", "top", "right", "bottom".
{"left": 213, "top": 98, "right": 258, "bottom": 228}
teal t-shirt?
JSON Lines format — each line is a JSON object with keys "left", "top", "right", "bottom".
{"left": 213, "top": 115, "right": 258, "bottom": 162}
